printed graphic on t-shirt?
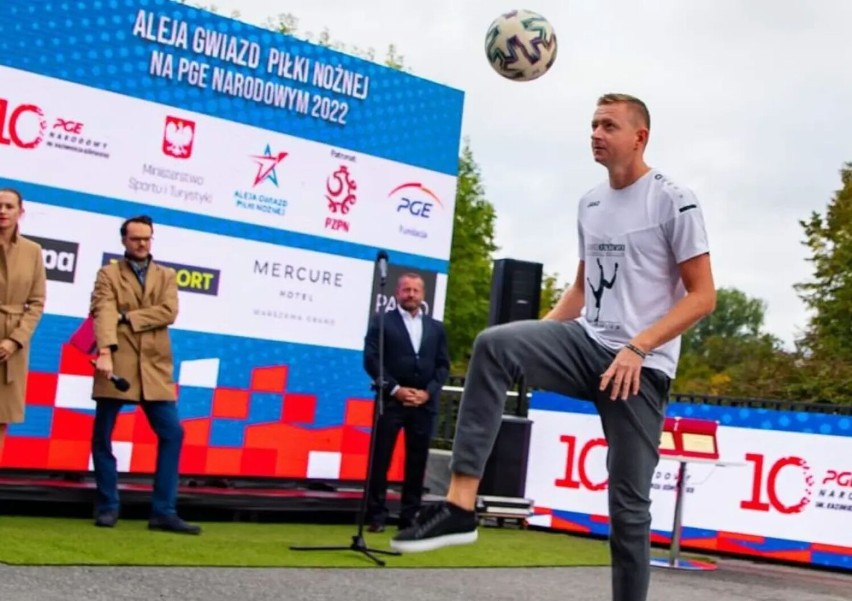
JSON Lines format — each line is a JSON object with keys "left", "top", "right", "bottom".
{"left": 576, "top": 169, "right": 711, "bottom": 379}
{"left": 585, "top": 243, "right": 625, "bottom": 331}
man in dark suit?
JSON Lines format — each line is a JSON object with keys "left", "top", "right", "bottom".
{"left": 363, "top": 272, "right": 450, "bottom": 532}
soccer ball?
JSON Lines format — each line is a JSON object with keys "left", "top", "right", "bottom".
{"left": 485, "top": 9, "right": 558, "bottom": 82}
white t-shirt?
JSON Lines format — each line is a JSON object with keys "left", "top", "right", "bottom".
{"left": 575, "top": 169, "right": 710, "bottom": 378}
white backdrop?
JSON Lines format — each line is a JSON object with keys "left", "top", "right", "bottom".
{"left": 21, "top": 201, "right": 454, "bottom": 351}
{"left": 526, "top": 406, "right": 852, "bottom": 550}
{"left": 1, "top": 64, "right": 457, "bottom": 260}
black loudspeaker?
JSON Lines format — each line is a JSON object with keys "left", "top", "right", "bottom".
{"left": 488, "top": 259, "right": 543, "bottom": 326}
{"left": 478, "top": 415, "right": 533, "bottom": 498}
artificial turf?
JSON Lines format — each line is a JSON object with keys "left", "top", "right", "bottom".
{"left": 0, "top": 517, "right": 612, "bottom": 568}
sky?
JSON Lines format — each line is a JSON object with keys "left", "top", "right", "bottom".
{"left": 209, "top": 0, "right": 852, "bottom": 349}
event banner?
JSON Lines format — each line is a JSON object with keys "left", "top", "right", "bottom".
{"left": 0, "top": 64, "right": 458, "bottom": 260}
{"left": 0, "top": 0, "right": 464, "bottom": 482}
{"left": 524, "top": 393, "right": 852, "bottom": 571}
{"left": 24, "top": 201, "right": 384, "bottom": 351}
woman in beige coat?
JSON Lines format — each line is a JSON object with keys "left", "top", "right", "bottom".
{"left": 0, "top": 188, "right": 47, "bottom": 459}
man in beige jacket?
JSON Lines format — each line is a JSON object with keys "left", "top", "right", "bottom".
{"left": 90, "top": 214, "right": 200, "bottom": 534}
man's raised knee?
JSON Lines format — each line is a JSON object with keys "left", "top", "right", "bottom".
{"left": 473, "top": 322, "right": 517, "bottom": 350}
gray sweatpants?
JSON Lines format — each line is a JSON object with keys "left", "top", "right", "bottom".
{"left": 451, "top": 319, "right": 670, "bottom": 601}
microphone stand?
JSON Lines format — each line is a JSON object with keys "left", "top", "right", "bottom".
{"left": 290, "top": 251, "right": 400, "bottom": 566}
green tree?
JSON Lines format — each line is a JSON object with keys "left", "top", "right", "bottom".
{"left": 671, "top": 280, "right": 851, "bottom": 404}
{"left": 681, "top": 287, "right": 772, "bottom": 355}
{"left": 539, "top": 272, "right": 566, "bottom": 318}
{"left": 794, "top": 162, "right": 852, "bottom": 363}
{"left": 674, "top": 287, "right": 783, "bottom": 395}
{"left": 783, "top": 357, "right": 852, "bottom": 404}
{"left": 674, "top": 332, "right": 790, "bottom": 397}
{"left": 443, "top": 142, "right": 499, "bottom": 371}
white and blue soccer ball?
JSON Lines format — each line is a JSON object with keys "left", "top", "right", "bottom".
{"left": 485, "top": 9, "right": 558, "bottom": 82}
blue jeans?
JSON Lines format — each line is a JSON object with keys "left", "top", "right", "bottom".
{"left": 91, "top": 399, "right": 185, "bottom": 517}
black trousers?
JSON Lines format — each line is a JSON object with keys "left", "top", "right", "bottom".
{"left": 366, "top": 401, "right": 435, "bottom": 526}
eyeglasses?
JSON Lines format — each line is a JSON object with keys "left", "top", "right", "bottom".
{"left": 127, "top": 236, "right": 153, "bottom": 243}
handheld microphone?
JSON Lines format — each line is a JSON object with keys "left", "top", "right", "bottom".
{"left": 90, "top": 359, "right": 131, "bottom": 392}
{"left": 377, "top": 250, "right": 388, "bottom": 280}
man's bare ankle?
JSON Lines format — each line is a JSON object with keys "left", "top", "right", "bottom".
{"left": 446, "top": 477, "right": 479, "bottom": 511}
{"left": 446, "top": 493, "right": 476, "bottom": 512}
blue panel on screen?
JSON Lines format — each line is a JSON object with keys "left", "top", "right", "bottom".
{"left": 175, "top": 387, "right": 214, "bottom": 420}
{"left": 247, "top": 392, "right": 284, "bottom": 425}
{"left": 209, "top": 419, "right": 246, "bottom": 448}
{"left": 7, "top": 406, "right": 53, "bottom": 438}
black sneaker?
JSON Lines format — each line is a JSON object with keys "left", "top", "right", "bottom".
{"left": 148, "top": 515, "right": 202, "bottom": 535}
{"left": 94, "top": 511, "right": 118, "bottom": 528}
{"left": 390, "top": 501, "right": 477, "bottom": 553}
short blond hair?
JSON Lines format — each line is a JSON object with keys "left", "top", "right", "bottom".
{"left": 597, "top": 93, "right": 650, "bottom": 129}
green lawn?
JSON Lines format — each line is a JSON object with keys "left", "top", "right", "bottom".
{"left": 0, "top": 517, "right": 612, "bottom": 568}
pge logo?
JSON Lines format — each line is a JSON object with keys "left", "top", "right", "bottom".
{"left": 162, "top": 116, "right": 195, "bottom": 159}
{"left": 740, "top": 453, "right": 815, "bottom": 515}
{"left": 28, "top": 236, "right": 79, "bottom": 283}
{"left": 823, "top": 470, "right": 852, "bottom": 487}
{"left": 102, "top": 253, "right": 220, "bottom": 296}
{"left": 53, "top": 118, "right": 83, "bottom": 135}
{"left": 0, "top": 99, "right": 47, "bottom": 149}
{"left": 325, "top": 165, "right": 356, "bottom": 232}
{"left": 389, "top": 182, "right": 443, "bottom": 219}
